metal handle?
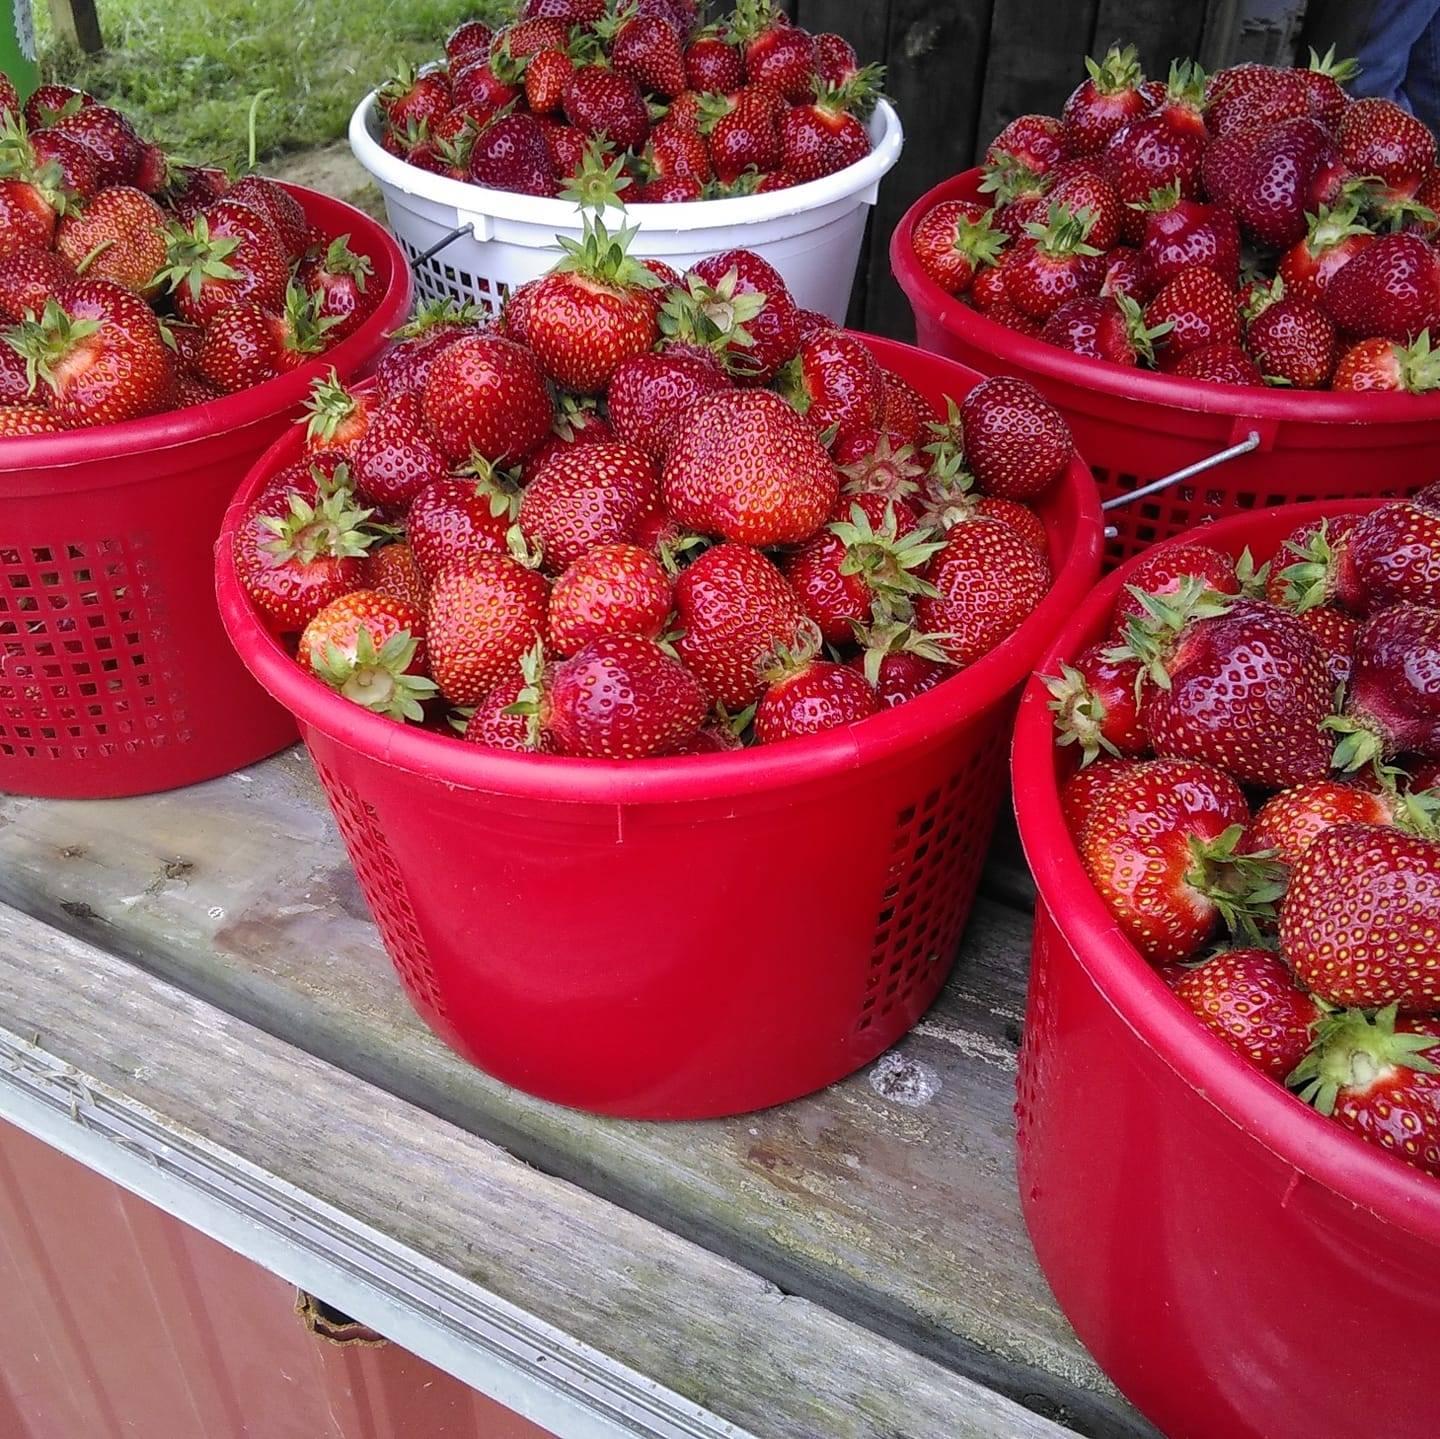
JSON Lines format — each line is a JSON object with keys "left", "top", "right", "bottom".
{"left": 1101, "top": 429, "right": 1262, "bottom": 540}
{"left": 408, "top": 222, "right": 476, "bottom": 274}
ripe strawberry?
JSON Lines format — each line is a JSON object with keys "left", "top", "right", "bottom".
{"left": 607, "top": 349, "right": 729, "bottom": 457}
{"left": 914, "top": 516, "right": 1051, "bottom": 665}
{"left": 1330, "top": 605, "right": 1440, "bottom": 771}
{"left": 1144, "top": 266, "right": 1240, "bottom": 359}
{"left": 420, "top": 332, "right": 554, "bottom": 464}
{"left": 1282, "top": 824, "right": 1440, "bottom": 1009}
{"left": 161, "top": 162, "right": 228, "bottom": 224}
{"left": 225, "top": 175, "right": 308, "bottom": 258}
{"left": 646, "top": 119, "right": 712, "bottom": 185}
{"left": 1344, "top": 501, "right": 1440, "bottom": 612}
{"left": 959, "top": 375, "right": 1072, "bottom": 500}
{"left": 407, "top": 472, "right": 518, "bottom": 585}
{"left": 1040, "top": 291, "right": 1170, "bottom": 366}
{"left": 462, "top": 650, "right": 558, "bottom": 755}
{"left": 563, "top": 65, "right": 650, "bottom": 151}
{"left": 877, "top": 370, "right": 935, "bottom": 442}
{"left": 779, "top": 79, "right": 874, "bottom": 182}
{"left": 755, "top": 654, "right": 880, "bottom": 744}
{"left": 685, "top": 31, "right": 743, "bottom": 92}
{"left": 1137, "top": 186, "right": 1240, "bottom": 287}
{"left": 23, "top": 125, "right": 99, "bottom": 201}
{"left": 1204, "top": 117, "right": 1344, "bottom": 249}
{"left": 987, "top": 114, "right": 1066, "bottom": 178}
{"left": 350, "top": 402, "right": 451, "bottom": 509}
{"left": 545, "top": 542, "right": 672, "bottom": 654}
{"left": 1332, "top": 333, "right": 1440, "bottom": 394}
{"left": 364, "top": 541, "right": 427, "bottom": 613}
{"left": 469, "top": 111, "right": 556, "bottom": 195}
{"left": 1003, "top": 207, "right": 1106, "bottom": 321}
{"left": 519, "top": 440, "right": 661, "bottom": 574}
{"left": 158, "top": 200, "right": 288, "bottom": 325}
{"left": 1170, "top": 342, "right": 1264, "bottom": 385}
{"left": 298, "top": 589, "right": 435, "bottom": 722}
{"left": 548, "top": 635, "right": 706, "bottom": 759}
{"left": 379, "top": 64, "right": 451, "bottom": 135}
{"left": 974, "top": 495, "right": 1047, "bottom": 554}
{"left": 0, "top": 402, "right": 60, "bottom": 435}
{"left": 1099, "top": 245, "right": 1158, "bottom": 303}
{"left": 815, "top": 32, "right": 858, "bottom": 88}
{"left": 425, "top": 550, "right": 550, "bottom": 705}
{"left": 522, "top": 0, "right": 605, "bottom": 19}
{"left": 446, "top": 19, "right": 494, "bottom": 65}
{"left": 302, "top": 371, "right": 374, "bottom": 455}
{"left": 521, "top": 395, "right": 615, "bottom": 479}
{"left": 735, "top": 5, "right": 817, "bottom": 103}
{"left": 1291, "top": 1006, "right": 1440, "bottom": 1178}
{"left": 1246, "top": 290, "right": 1337, "bottom": 388}
{"left": 372, "top": 300, "right": 481, "bottom": 404}
{"left": 1246, "top": 779, "right": 1396, "bottom": 867}
{"left": 1118, "top": 593, "right": 1332, "bottom": 788}
{"left": 0, "top": 168, "right": 68, "bottom": 257}
{"left": 24, "top": 84, "right": 89, "bottom": 130}
{"left": 663, "top": 388, "right": 837, "bottom": 546}
{"left": 1173, "top": 948, "right": 1321, "bottom": 1080}
{"left": 1206, "top": 64, "right": 1308, "bottom": 136}
{"left": 1061, "top": 45, "right": 1149, "bottom": 156}
{"left": 1320, "top": 233, "right": 1440, "bottom": 341}
{"left": 1277, "top": 204, "right": 1375, "bottom": 305}
{"left": 1059, "top": 754, "right": 1136, "bottom": 833}
{"left": 523, "top": 216, "right": 660, "bottom": 392}
{"left": 673, "top": 541, "right": 808, "bottom": 705}
{"left": 0, "top": 245, "right": 72, "bottom": 321}
{"left": 51, "top": 103, "right": 140, "bottom": 185}
{"left": 778, "top": 328, "right": 882, "bottom": 440}
{"left": 668, "top": 248, "right": 799, "bottom": 384}
{"left": 1076, "top": 756, "right": 1273, "bottom": 962}
{"left": 1338, "top": 98, "right": 1436, "bottom": 200}
{"left": 1103, "top": 61, "right": 1209, "bottom": 210}
{"left": 1293, "top": 603, "right": 1360, "bottom": 688}
{"left": 197, "top": 286, "right": 335, "bottom": 393}
{"left": 520, "top": 48, "right": 573, "bottom": 116}
{"left": 1045, "top": 642, "right": 1147, "bottom": 763}
{"left": 450, "top": 59, "right": 520, "bottom": 118}
{"left": 909, "top": 199, "right": 1006, "bottom": 294}
{"left": 609, "top": 11, "right": 686, "bottom": 98}
{"left": 0, "top": 339, "right": 31, "bottom": 403}
{"left": 294, "top": 234, "right": 377, "bottom": 341}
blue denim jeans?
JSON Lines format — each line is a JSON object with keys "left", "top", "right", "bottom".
{"left": 1352, "top": 0, "right": 1440, "bottom": 133}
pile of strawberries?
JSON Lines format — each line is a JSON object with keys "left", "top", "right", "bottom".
{"left": 1049, "top": 500, "right": 1440, "bottom": 1176}
{"left": 376, "top": 0, "right": 881, "bottom": 203}
{"left": 911, "top": 45, "right": 1440, "bottom": 393}
{"left": 0, "top": 80, "right": 380, "bottom": 435}
{"left": 233, "top": 223, "right": 1073, "bottom": 759}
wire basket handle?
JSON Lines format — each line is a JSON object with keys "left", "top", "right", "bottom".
{"left": 1101, "top": 430, "right": 1262, "bottom": 540}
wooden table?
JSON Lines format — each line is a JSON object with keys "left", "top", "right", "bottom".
{"left": 0, "top": 749, "right": 1152, "bottom": 1439}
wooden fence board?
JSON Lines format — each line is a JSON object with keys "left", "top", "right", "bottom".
{"left": 1090, "top": 0, "right": 1209, "bottom": 80}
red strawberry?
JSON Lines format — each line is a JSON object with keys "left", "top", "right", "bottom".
{"left": 663, "top": 388, "right": 837, "bottom": 546}
{"left": 470, "top": 111, "right": 557, "bottom": 195}
{"left": 1300, "top": 47, "right": 1359, "bottom": 126}
{"left": 701, "top": 84, "right": 782, "bottom": 185}
{"left": 1137, "top": 185, "right": 1240, "bottom": 287}
{"left": 1277, "top": 203, "right": 1375, "bottom": 305}
{"left": 379, "top": 64, "right": 451, "bottom": 135}
{"left": 685, "top": 32, "right": 743, "bottom": 92}
{"left": 548, "top": 634, "right": 706, "bottom": 758}
{"left": 1344, "top": 502, "right": 1440, "bottom": 612}
{"left": 0, "top": 246, "right": 73, "bottom": 321}
{"left": 224, "top": 175, "right": 308, "bottom": 258}
{"left": 1100, "top": 245, "right": 1158, "bottom": 303}
{"left": 523, "top": 216, "right": 660, "bottom": 392}
{"left": 1173, "top": 948, "right": 1321, "bottom": 1079}
{"left": 647, "top": 119, "right": 712, "bottom": 184}
{"left": 1059, "top": 755, "right": 1134, "bottom": 833}
{"left": 735, "top": 6, "right": 817, "bottom": 103}
{"left": 303, "top": 371, "right": 376, "bottom": 455}
{"left": 915, "top": 516, "right": 1051, "bottom": 665}
{"left": 546, "top": 542, "right": 672, "bottom": 654}
{"left": 877, "top": 371, "right": 935, "bottom": 442}
{"left": 959, "top": 375, "right": 1072, "bottom": 500}
{"left": 294, "top": 234, "right": 377, "bottom": 341}
{"left": 1170, "top": 342, "right": 1263, "bottom": 385}
{"left": 607, "top": 349, "right": 729, "bottom": 457}
{"left": 298, "top": 589, "right": 434, "bottom": 722}
{"left": 1103, "top": 61, "right": 1209, "bottom": 210}
{"left": 1144, "top": 266, "right": 1240, "bottom": 359}
{"left": 1045, "top": 641, "right": 1147, "bottom": 763}
{"left": 451, "top": 59, "right": 520, "bottom": 119}
{"left": 519, "top": 440, "right": 662, "bottom": 574}
{"left": 1291, "top": 1007, "right": 1440, "bottom": 1178}
{"left": 350, "top": 403, "right": 452, "bottom": 510}
{"left": 1332, "top": 334, "right": 1440, "bottom": 393}
{"left": 1246, "top": 289, "right": 1337, "bottom": 388}
{"left": 522, "top": 49, "right": 574, "bottom": 117}
{"left": 1040, "top": 292, "right": 1170, "bottom": 366}
{"left": 1206, "top": 65, "right": 1308, "bottom": 137}
{"left": 610, "top": 11, "right": 687, "bottom": 98}
{"left": 778, "top": 79, "right": 873, "bottom": 182}
{"left": 157, "top": 199, "right": 288, "bottom": 325}
{"left": 0, "top": 170, "right": 67, "bottom": 257}
{"left": 1294, "top": 603, "right": 1360, "bottom": 688}
{"left": 1330, "top": 605, "right": 1440, "bottom": 771}
{"left": 407, "top": 473, "right": 519, "bottom": 585}
{"left": 1320, "top": 232, "right": 1440, "bottom": 341}
{"left": 364, "top": 541, "right": 427, "bottom": 612}
{"left": 673, "top": 541, "right": 808, "bottom": 705}
{"left": 0, "top": 340, "right": 31, "bottom": 403}
{"left": 563, "top": 65, "right": 650, "bottom": 151}
{"left": 425, "top": 550, "right": 550, "bottom": 705}
{"left": 0, "top": 402, "right": 60, "bottom": 435}
{"left": 1282, "top": 824, "right": 1440, "bottom": 1009}
{"left": 987, "top": 113, "right": 1066, "bottom": 178}
{"left": 26, "top": 126, "right": 100, "bottom": 201}
{"left": 755, "top": 652, "right": 880, "bottom": 744}
{"left": 196, "top": 287, "right": 334, "bottom": 393}
{"left": 23, "top": 84, "right": 90, "bottom": 131}
{"left": 975, "top": 495, "right": 1047, "bottom": 554}
{"left": 847, "top": 644, "right": 948, "bottom": 709}
{"left": 1004, "top": 205, "right": 1106, "bottom": 320}
{"left": 1246, "top": 779, "right": 1396, "bottom": 867}
{"left": 1061, "top": 44, "right": 1150, "bottom": 156}
{"left": 662, "top": 250, "right": 798, "bottom": 385}
{"left": 463, "top": 651, "right": 557, "bottom": 755}
{"left": 1075, "top": 757, "right": 1271, "bottom": 962}
{"left": 815, "top": 32, "right": 858, "bottom": 89}
{"left": 51, "top": 103, "right": 140, "bottom": 185}
{"left": 522, "top": 0, "right": 606, "bottom": 19}
{"left": 372, "top": 301, "right": 480, "bottom": 404}
{"left": 910, "top": 199, "right": 1007, "bottom": 294}
{"left": 446, "top": 20, "right": 495, "bottom": 65}
{"left": 420, "top": 332, "right": 554, "bottom": 464}
{"left": 778, "top": 328, "right": 882, "bottom": 440}
{"left": 1338, "top": 98, "right": 1436, "bottom": 200}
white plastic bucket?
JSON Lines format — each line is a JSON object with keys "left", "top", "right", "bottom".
{"left": 348, "top": 93, "right": 903, "bottom": 321}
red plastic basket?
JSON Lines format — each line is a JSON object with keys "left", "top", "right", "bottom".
{"left": 216, "top": 336, "right": 1104, "bottom": 1119}
{"left": 891, "top": 172, "right": 1440, "bottom": 563}
{"left": 1010, "top": 500, "right": 1440, "bottom": 1439}
{"left": 0, "top": 185, "right": 412, "bottom": 800}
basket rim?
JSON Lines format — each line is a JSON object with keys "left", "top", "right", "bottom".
{"left": 892, "top": 169, "right": 1440, "bottom": 426}
{"left": 349, "top": 92, "right": 904, "bottom": 233}
{"left": 216, "top": 333, "right": 1104, "bottom": 805}
{"left": 0, "top": 182, "right": 413, "bottom": 476}
{"left": 1011, "top": 498, "right": 1440, "bottom": 1246}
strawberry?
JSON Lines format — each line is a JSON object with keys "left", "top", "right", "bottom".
{"left": 548, "top": 635, "right": 706, "bottom": 758}
{"left": 1246, "top": 779, "right": 1396, "bottom": 867}
{"left": 1283, "top": 824, "right": 1440, "bottom": 1010}
{"left": 1320, "top": 233, "right": 1440, "bottom": 341}
{"left": 646, "top": 119, "right": 712, "bottom": 184}
{"left": 379, "top": 64, "right": 452, "bottom": 136}
{"left": 372, "top": 300, "right": 481, "bottom": 404}
{"left": 563, "top": 65, "right": 650, "bottom": 151}
{"left": 0, "top": 340, "right": 31, "bottom": 402}
{"left": 1043, "top": 169, "right": 1123, "bottom": 251}
{"left": 157, "top": 200, "right": 288, "bottom": 325}
{"left": 1045, "top": 642, "right": 1147, "bottom": 763}
{"left": 1040, "top": 292, "right": 1170, "bottom": 366}
{"left": 1332, "top": 333, "right": 1440, "bottom": 393}
{"left": 522, "top": 0, "right": 605, "bottom": 19}
{"left": 1137, "top": 185, "right": 1240, "bottom": 287}
{"left": 1144, "top": 266, "right": 1240, "bottom": 359}
{"left": 524, "top": 49, "right": 576, "bottom": 117}
{"left": 685, "top": 32, "right": 743, "bottom": 92}
{"left": 959, "top": 375, "right": 1072, "bottom": 500}
{"left": 1103, "top": 61, "right": 1209, "bottom": 211}
{"left": 446, "top": 20, "right": 495, "bottom": 65}
{"left": 1059, "top": 755, "right": 1134, "bottom": 833}
{"left": 451, "top": 59, "right": 520, "bottom": 119}
{"left": 1329, "top": 605, "right": 1440, "bottom": 770}
{"left": 519, "top": 440, "right": 662, "bottom": 573}
{"left": 523, "top": 215, "right": 661, "bottom": 392}
{"left": 701, "top": 84, "right": 783, "bottom": 185}
{"left": 915, "top": 516, "right": 1052, "bottom": 665}
{"left": 1075, "top": 756, "right": 1275, "bottom": 962}
{"left": 197, "top": 286, "right": 335, "bottom": 393}
{"left": 848, "top": 644, "right": 949, "bottom": 709}
{"left": 1294, "top": 603, "right": 1360, "bottom": 688}
{"left": 1290, "top": 1007, "right": 1440, "bottom": 1178}
{"left": 673, "top": 248, "right": 801, "bottom": 383}
{"left": 609, "top": 11, "right": 687, "bottom": 98}
{"left": 980, "top": 159, "right": 1054, "bottom": 243}
{"left": 463, "top": 650, "right": 558, "bottom": 755}
{"left": 778, "top": 328, "right": 883, "bottom": 440}
{"left": 974, "top": 495, "right": 1047, "bottom": 554}
{"left": 1277, "top": 203, "right": 1375, "bottom": 306}
{"left": 1267, "top": 513, "right": 1366, "bottom": 614}
{"left": 662, "top": 388, "right": 837, "bottom": 546}
{"left": 349, "top": 401, "right": 452, "bottom": 509}
{"left": 298, "top": 589, "right": 436, "bottom": 722}
{"left": 1246, "top": 290, "right": 1337, "bottom": 388}
{"left": 1003, "top": 203, "right": 1106, "bottom": 320}
{"left": 294, "top": 234, "right": 377, "bottom": 341}
{"left": 607, "top": 348, "right": 729, "bottom": 457}
{"left": 1205, "top": 64, "right": 1308, "bottom": 136}
{"left": 521, "top": 395, "right": 615, "bottom": 478}
{"left": 755, "top": 653, "right": 880, "bottom": 744}
{"left": 303, "top": 371, "right": 375, "bottom": 455}
{"left": 1338, "top": 98, "right": 1436, "bottom": 200}
{"left": 1203, "top": 117, "right": 1344, "bottom": 249}
{"left": 778, "top": 78, "right": 875, "bottom": 182}
{"left": 987, "top": 114, "right": 1066, "bottom": 178}
{"left": 640, "top": 174, "right": 703, "bottom": 202}
{"left": 1116, "top": 593, "right": 1332, "bottom": 788}
{"left": 0, "top": 245, "right": 73, "bottom": 321}
{"left": 224, "top": 175, "right": 308, "bottom": 258}
{"left": 1100, "top": 245, "right": 1158, "bottom": 303}
{"left": 546, "top": 542, "right": 672, "bottom": 654}
{"left": 0, "top": 171, "right": 67, "bottom": 257}
{"left": 1170, "top": 342, "right": 1264, "bottom": 385}
{"left": 419, "top": 332, "right": 554, "bottom": 465}
{"left": 364, "top": 541, "right": 427, "bottom": 613}
{"left": 877, "top": 371, "right": 935, "bottom": 442}
{"left": 673, "top": 541, "right": 808, "bottom": 706}
{"left": 1061, "top": 45, "right": 1149, "bottom": 157}
{"left": 24, "top": 84, "right": 90, "bottom": 131}
{"left": 815, "top": 32, "right": 858, "bottom": 89}
{"left": 733, "top": 3, "right": 817, "bottom": 103}
{"left": 51, "top": 104, "right": 141, "bottom": 186}
{"left": 0, "top": 403, "right": 60, "bottom": 435}
{"left": 1173, "top": 948, "right": 1321, "bottom": 1080}
{"left": 469, "top": 111, "right": 556, "bottom": 195}
{"left": 161, "top": 162, "right": 228, "bottom": 224}
{"left": 425, "top": 548, "right": 550, "bottom": 706}
{"left": 1343, "top": 501, "right": 1440, "bottom": 612}
{"left": 407, "top": 472, "right": 519, "bottom": 585}
{"left": 26, "top": 125, "right": 101, "bottom": 202}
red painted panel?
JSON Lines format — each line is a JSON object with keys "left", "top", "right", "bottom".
{"left": 0, "top": 1120, "right": 555, "bottom": 1439}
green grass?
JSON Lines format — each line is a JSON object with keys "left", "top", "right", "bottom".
{"left": 37, "top": 0, "right": 511, "bottom": 170}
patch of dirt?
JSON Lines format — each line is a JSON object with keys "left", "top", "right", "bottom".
{"left": 269, "top": 141, "right": 385, "bottom": 220}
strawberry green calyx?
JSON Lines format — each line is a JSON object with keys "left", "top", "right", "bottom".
{"left": 303, "top": 368, "right": 361, "bottom": 446}
{"left": 1323, "top": 710, "right": 1387, "bottom": 773}
{"left": 1184, "top": 823, "right": 1287, "bottom": 944}
{"left": 1116, "top": 291, "right": 1173, "bottom": 366}
{"left": 851, "top": 609, "right": 954, "bottom": 688}
{"left": 951, "top": 207, "right": 1008, "bottom": 269}
{"left": 456, "top": 454, "right": 522, "bottom": 519}
{"left": 592, "top": 0, "right": 641, "bottom": 46}
{"left": 1274, "top": 519, "right": 1343, "bottom": 612}
{"left": 553, "top": 212, "right": 661, "bottom": 290}
{"left": 921, "top": 396, "right": 966, "bottom": 478}
{"left": 1243, "top": 274, "right": 1286, "bottom": 323}
{"left": 392, "top": 296, "right": 484, "bottom": 340}
{"left": 658, "top": 267, "right": 766, "bottom": 368}
{"left": 499, "top": 640, "right": 553, "bottom": 750}
{"left": 551, "top": 391, "right": 602, "bottom": 442}
{"left": 977, "top": 155, "right": 1051, "bottom": 206}
{"left": 1393, "top": 331, "right": 1440, "bottom": 394}
{"left": 1130, "top": 181, "right": 1184, "bottom": 216}
{"left": 1024, "top": 201, "right": 1104, "bottom": 259}
{"left": 812, "top": 64, "right": 887, "bottom": 120}
{"left": 505, "top": 521, "right": 545, "bottom": 570}
{"left": 314, "top": 623, "right": 438, "bottom": 722}
{"left": 378, "top": 62, "right": 427, "bottom": 107}
{"left": 1105, "top": 577, "right": 1236, "bottom": 690}
{"left": 320, "top": 233, "right": 374, "bottom": 289}
{"left": 1164, "top": 58, "right": 1209, "bottom": 111}
{"left": 282, "top": 282, "right": 344, "bottom": 357}
{"left": 1085, "top": 43, "right": 1144, "bottom": 95}
{"left": 3, "top": 299, "right": 98, "bottom": 395}
{"left": 156, "top": 213, "right": 242, "bottom": 304}
{"left": 838, "top": 435, "right": 925, "bottom": 498}
{"left": 759, "top": 616, "right": 825, "bottom": 686}
{"left": 1045, "top": 663, "right": 1118, "bottom": 764}
{"left": 1307, "top": 44, "right": 1361, "bottom": 86}
{"left": 558, "top": 138, "right": 634, "bottom": 210}
{"left": 1303, "top": 199, "right": 1373, "bottom": 258}
{"left": 1288, "top": 1004, "right": 1437, "bottom": 1116}
{"left": 829, "top": 502, "right": 945, "bottom": 599}
{"left": 725, "top": 0, "right": 780, "bottom": 46}
{"left": 259, "top": 488, "right": 377, "bottom": 566}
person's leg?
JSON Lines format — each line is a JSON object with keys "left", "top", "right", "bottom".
{"left": 1350, "top": 0, "right": 1440, "bottom": 110}
{"left": 1401, "top": 4, "right": 1440, "bottom": 134}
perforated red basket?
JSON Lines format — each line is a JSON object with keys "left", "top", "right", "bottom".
{"left": 216, "top": 336, "right": 1104, "bottom": 1119}
{"left": 0, "top": 185, "right": 412, "bottom": 799}
{"left": 891, "top": 171, "right": 1440, "bottom": 563}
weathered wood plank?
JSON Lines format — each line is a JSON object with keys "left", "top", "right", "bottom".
{"left": 1089, "top": 0, "right": 1208, "bottom": 81}
{"left": 0, "top": 756, "right": 1152, "bottom": 1437}
{"left": 45, "top": 0, "right": 102, "bottom": 53}
{"left": 0, "top": 900, "right": 1076, "bottom": 1439}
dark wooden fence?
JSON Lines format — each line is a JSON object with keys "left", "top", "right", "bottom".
{"left": 796, "top": 0, "right": 1309, "bottom": 335}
